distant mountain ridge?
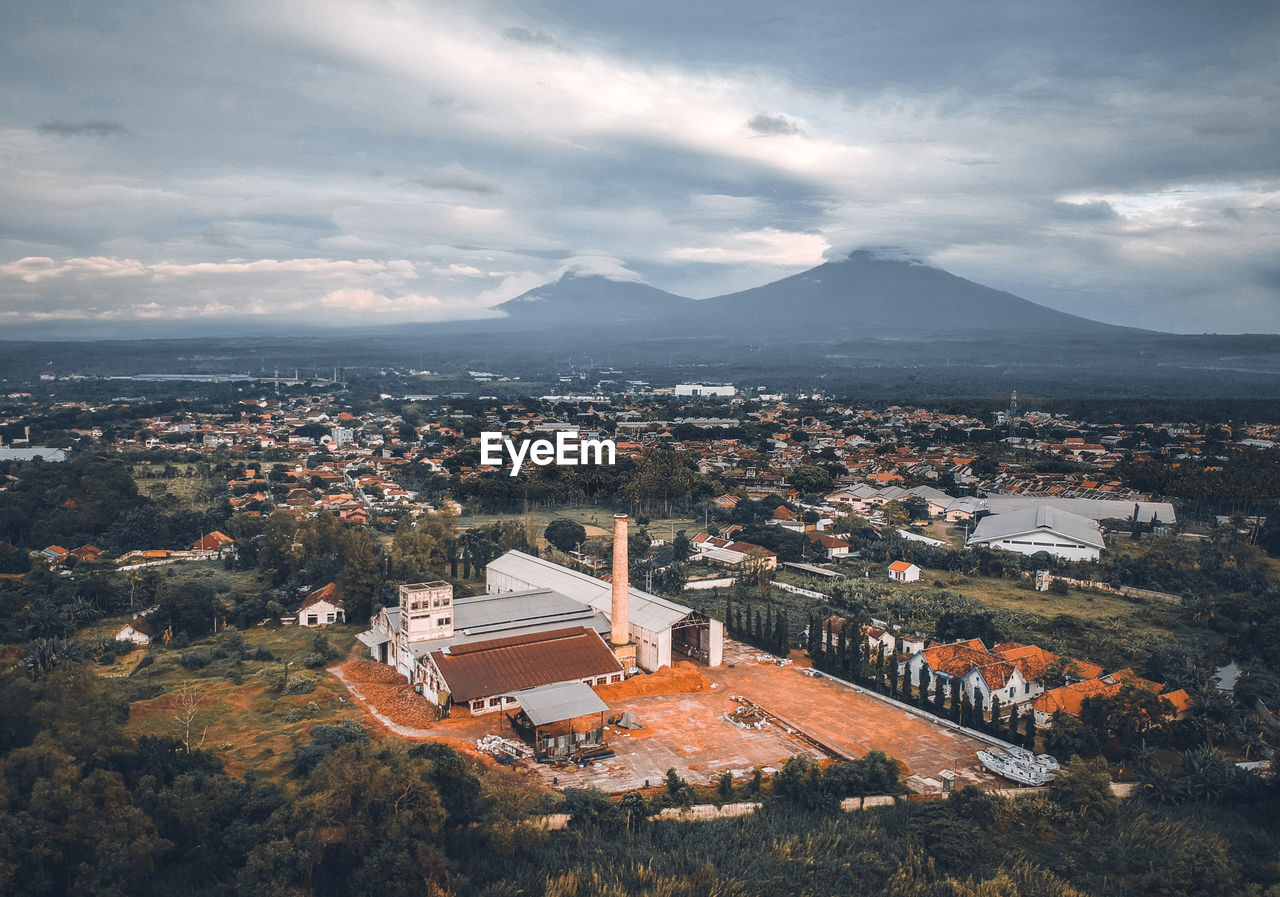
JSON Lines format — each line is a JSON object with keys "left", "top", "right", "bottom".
{"left": 493, "top": 250, "right": 1143, "bottom": 338}
{"left": 493, "top": 273, "right": 690, "bottom": 327}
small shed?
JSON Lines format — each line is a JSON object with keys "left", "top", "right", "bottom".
{"left": 887, "top": 561, "right": 921, "bottom": 583}
{"left": 508, "top": 681, "right": 610, "bottom": 762}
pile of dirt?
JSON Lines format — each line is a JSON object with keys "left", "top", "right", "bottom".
{"left": 593, "top": 661, "right": 711, "bottom": 702}
{"left": 356, "top": 682, "right": 438, "bottom": 729}
{"left": 342, "top": 660, "right": 408, "bottom": 684}
{"left": 340, "top": 661, "right": 437, "bottom": 728}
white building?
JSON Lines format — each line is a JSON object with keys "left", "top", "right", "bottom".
{"left": 888, "top": 561, "right": 921, "bottom": 583}
{"left": 674, "top": 383, "right": 736, "bottom": 397}
{"left": 966, "top": 505, "right": 1105, "bottom": 561}
{"left": 486, "top": 550, "right": 723, "bottom": 671}
{"left": 296, "top": 583, "right": 346, "bottom": 626}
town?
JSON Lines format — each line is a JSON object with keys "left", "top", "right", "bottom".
{"left": 2, "top": 366, "right": 1278, "bottom": 895}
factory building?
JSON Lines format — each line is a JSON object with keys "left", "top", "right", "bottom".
{"left": 359, "top": 514, "right": 722, "bottom": 716}
{"left": 487, "top": 516, "right": 723, "bottom": 672}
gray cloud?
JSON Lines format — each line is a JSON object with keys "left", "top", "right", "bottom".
{"left": 407, "top": 165, "right": 499, "bottom": 194}
{"left": 1048, "top": 200, "right": 1119, "bottom": 220}
{"left": 37, "top": 120, "right": 129, "bottom": 137}
{"left": 502, "top": 26, "right": 561, "bottom": 48}
{"left": 747, "top": 112, "right": 805, "bottom": 137}
{"left": 0, "top": 0, "right": 1277, "bottom": 335}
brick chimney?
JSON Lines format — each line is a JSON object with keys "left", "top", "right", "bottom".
{"left": 610, "top": 514, "right": 630, "bottom": 646}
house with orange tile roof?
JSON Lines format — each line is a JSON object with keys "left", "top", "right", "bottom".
{"left": 1031, "top": 670, "right": 1191, "bottom": 728}
{"left": 907, "top": 638, "right": 1046, "bottom": 711}
{"left": 887, "top": 560, "right": 920, "bottom": 583}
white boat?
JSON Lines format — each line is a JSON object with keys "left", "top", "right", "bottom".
{"left": 977, "top": 747, "right": 1059, "bottom": 786}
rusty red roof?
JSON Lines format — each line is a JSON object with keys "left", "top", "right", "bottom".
{"left": 430, "top": 626, "right": 622, "bottom": 703}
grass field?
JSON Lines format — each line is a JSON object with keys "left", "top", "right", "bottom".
{"left": 132, "top": 462, "right": 220, "bottom": 512}
{"left": 119, "top": 623, "right": 366, "bottom": 780}
{"left": 127, "top": 561, "right": 266, "bottom": 606}
{"left": 459, "top": 504, "right": 699, "bottom": 547}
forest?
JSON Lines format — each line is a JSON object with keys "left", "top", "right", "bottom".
{"left": 3, "top": 659, "right": 1279, "bottom": 897}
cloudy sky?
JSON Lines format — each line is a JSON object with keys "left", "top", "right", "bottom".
{"left": 2, "top": 0, "right": 1278, "bottom": 336}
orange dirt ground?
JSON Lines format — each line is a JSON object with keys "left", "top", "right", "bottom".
{"left": 593, "top": 661, "right": 711, "bottom": 701}
{"left": 343, "top": 660, "right": 410, "bottom": 683}
{"left": 339, "top": 660, "right": 437, "bottom": 728}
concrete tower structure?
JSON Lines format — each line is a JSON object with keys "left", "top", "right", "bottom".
{"left": 611, "top": 514, "right": 630, "bottom": 645}
{"left": 609, "top": 514, "right": 637, "bottom": 668}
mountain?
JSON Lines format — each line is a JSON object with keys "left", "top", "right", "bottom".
{"left": 492, "top": 272, "right": 690, "bottom": 328}
{"left": 693, "top": 250, "right": 1137, "bottom": 338}
{"left": 489, "top": 250, "right": 1140, "bottom": 340}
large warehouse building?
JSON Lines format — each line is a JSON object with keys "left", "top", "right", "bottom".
{"left": 486, "top": 545, "right": 724, "bottom": 672}
{"left": 966, "top": 504, "right": 1106, "bottom": 561}
{"left": 359, "top": 515, "right": 723, "bottom": 716}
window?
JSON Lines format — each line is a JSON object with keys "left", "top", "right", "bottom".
{"left": 306, "top": 614, "right": 318, "bottom": 625}
{"left": 489, "top": 697, "right": 502, "bottom": 707}
{"left": 471, "top": 700, "right": 483, "bottom": 712}
{"left": 437, "top": 617, "right": 450, "bottom": 627}
{"left": 325, "top": 613, "right": 335, "bottom": 623}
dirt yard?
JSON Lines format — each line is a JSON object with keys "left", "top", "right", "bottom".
{"left": 347, "top": 639, "right": 1002, "bottom": 793}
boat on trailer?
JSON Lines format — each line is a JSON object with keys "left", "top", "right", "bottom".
{"left": 977, "top": 746, "right": 1060, "bottom": 786}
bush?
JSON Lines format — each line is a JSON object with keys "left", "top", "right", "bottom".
{"left": 250, "top": 647, "right": 275, "bottom": 662}
{"left": 303, "top": 652, "right": 327, "bottom": 670}
{"left": 283, "top": 676, "right": 316, "bottom": 695}
{"left": 179, "top": 650, "right": 211, "bottom": 670}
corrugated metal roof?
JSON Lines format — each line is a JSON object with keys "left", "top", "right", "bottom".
{"left": 967, "top": 504, "right": 1105, "bottom": 550}
{"left": 486, "top": 550, "right": 692, "bottom": 632}
{"left": 357, "top": 630, "right": 390, "bottom": 648}
{"left": 513, "top": 681, "right": 607, "bottom": 726}
{"left": 454, "top": 588, "right": 598, "bottom": 633}
{"left": 979, "top": 494, "right": 1175, "bottom": 524}
{"left": 430, "top": 626, "right": 622, "bottom": 703}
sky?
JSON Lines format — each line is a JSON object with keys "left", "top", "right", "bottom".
{"left": 1, "top": 0, "right": 1278, "bottom": 337}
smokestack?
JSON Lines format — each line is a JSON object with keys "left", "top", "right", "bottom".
{"left": 611, "top": 514, "right": 630, "bottom": 646}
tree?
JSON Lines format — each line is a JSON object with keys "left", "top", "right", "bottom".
{"left": 738, "top": 548, "right": 774, "bottom": 602}
{"left": 544, "top": 518, "right": 586, "bottom": 555}
{"left": 672, "top": 530, "right": 692, "bottom": 563}
{"left": 789, "top": 465, "right": 833, "bottom": 495}
{"left": 1080, "top": 686, "right": 1173, "bottom": 750}
{"left": 337, "top": 528, "right": 384, "bottom": 622}
{"left": 1048, "top": 756, "right": 1119, "bottom": 822}
{"left": 619, "top": 790, "right": 649, "bottom": 835}
{"left": 664, "top": 767, "right": 686, "bottom": 798}
{"left": 1045, "top": 711, "right": 1102, "bottom": 760}
{"left": 171, "top": 680, "right": 209, "bottom": 753}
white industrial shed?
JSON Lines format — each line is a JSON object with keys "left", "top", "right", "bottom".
{"left": 967, "top": 505, "right": 1106, "bottom": 561}
{"left": 486, "top": 550, "right": 723, "bottom": 671}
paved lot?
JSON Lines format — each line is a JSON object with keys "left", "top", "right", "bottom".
{"left": 710, "top": 642, "right": 997, "bottom": 791}
{"left": 391, "top": 639, "right": 999, "bottom": 793}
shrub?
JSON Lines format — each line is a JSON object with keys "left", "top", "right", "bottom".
{"left": 283, "top": 677, "right": 315, "bottom": 695}
{"left": 179, "top": 650, "right": 211, "bottom": 670}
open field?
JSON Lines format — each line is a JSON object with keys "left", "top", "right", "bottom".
{"left": 920, "top": 574, "right": 1188, "bottom": 637}
{"left": 762, "top": 556, "right": 1188, "bottom": 640}
{"left": 458, "top": 504, "right": 698, "bottom": 545}
{"left": 119, "top": 623, "right": 367, "bottom": 779}
{"left": 131, "top": 462, "right": 220, "bottom": 511}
